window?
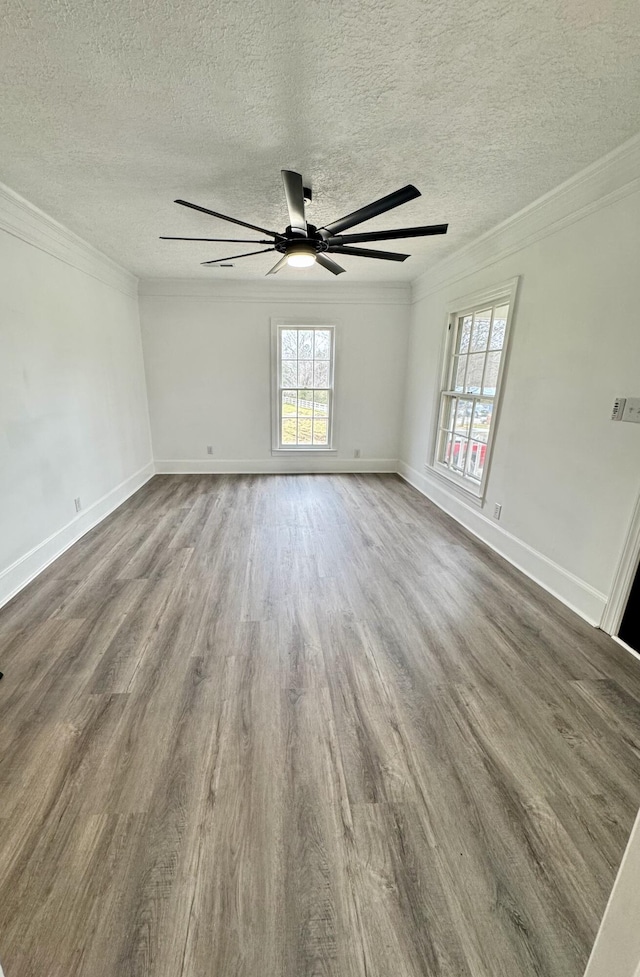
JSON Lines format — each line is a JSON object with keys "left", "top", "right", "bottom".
{"left": 432, "top": 280, "right": 517, "bottom": 499}
{"left": 273, "top": 324, "right": 335, "bottom": 450}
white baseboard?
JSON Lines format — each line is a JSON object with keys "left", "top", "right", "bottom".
{"left": 154, "top": 457, "right": 398, "bottom": 475}
{"left": 612, "top": 636, "right": 640, "bottom": 663}
{"left": 397, "top": 461, "right": 607, "bottom": 627}
{"left": 0, "top": 461, "right": 155, "bottom": 610}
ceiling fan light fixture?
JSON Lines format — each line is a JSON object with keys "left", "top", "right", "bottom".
{"left": 287, "top": 253, "right": 315, "bottom": 268}
{"left": 286, "top": 241, "right": 316, "bottom": 268}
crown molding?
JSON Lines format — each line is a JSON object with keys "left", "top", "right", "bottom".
{"left": 138, "top": 277, "right": 411, "bottom": 306}
{"left": 0, "top": 181, "right": 138, "bottom": 298}
{"left": 412, "top": 131, "right": 640, "bottom": 303}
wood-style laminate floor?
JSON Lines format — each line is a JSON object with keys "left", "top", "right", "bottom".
{"left": 1, "top": 474, "right": 639, "bottom": 977}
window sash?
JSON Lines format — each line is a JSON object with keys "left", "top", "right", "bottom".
{"left": 437, "top": 393, "right": 495, "bottom": 482}
{"left": 431, "top": 288, "right": 515, "bottom": 497}
{"left": 276, "top": 325, "right": 335, "bottom": 449}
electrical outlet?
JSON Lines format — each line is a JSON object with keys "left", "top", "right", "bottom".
{"left": 207, "top": 445, "right": 213, "bottom": 455}
{"left": 354, "top": 448, "right": 361, "bottom": 459}
{"left": 74, "top": 497, "right": 81, "bottom": 513}
{"left": 493, "top": 502, "right": 502, "bottom": 520}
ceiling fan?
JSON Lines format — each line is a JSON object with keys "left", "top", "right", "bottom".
{"left": 160, "top": 170, "right": 448, "bottom": 275}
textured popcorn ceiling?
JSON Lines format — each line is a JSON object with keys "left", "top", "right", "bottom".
{"left": 2, "top": 0, "right": 640, "bottom": 281}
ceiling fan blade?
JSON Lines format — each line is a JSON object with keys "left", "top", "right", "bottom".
{"left": 160, "top": 236, "right": 273, "bottom": 243}
{"left": 266, "top": 254, "right": 290, "bottom": 276}
{"left": 316, "top": 254, "right": 346, "bottom": 276}
{"left": 325, "top": 224, "right": 448, "bottom": 245}
{"left": 319, "top": 184, "right": 420, "bottom": 236}
{"left": 281, "top": 170, "right": 307, "bottom": 234}
{"left": 175, "top": 199, "right": 281, "bottom": 238}
{"left": 201, "top": 248, "right": 275, "bottom": 265}
{"left": 328, "top": 245, "right": 409, "bottom": 262}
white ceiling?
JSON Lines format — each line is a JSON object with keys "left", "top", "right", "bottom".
{"left": 2, "top": 0, "right": 640, "bottom": 282}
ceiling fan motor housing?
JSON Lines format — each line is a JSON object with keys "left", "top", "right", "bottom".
{"left": 275, "top": 226, "right": 329, "bottom": 255}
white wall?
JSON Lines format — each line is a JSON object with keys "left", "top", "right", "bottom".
{"left": 584, "top": 807, "right": 640, "bottom": 977}
{"left": 139, "top": 281, "right": 410, "bottom": 473}
{"left": 0, "top": 185, "right": 153, "bottom": 606}
{"left": 400, "top": 145, "right": 640, "bottom": 626}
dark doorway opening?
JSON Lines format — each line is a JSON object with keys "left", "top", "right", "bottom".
{"left": 619, "top": 560, "right": 640, "bottom": 654}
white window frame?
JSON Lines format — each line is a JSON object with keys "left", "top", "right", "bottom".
{"left": 427, "top": 277, "right": 519, "bottom": 504}
{"left": 271, "top": 319, "right": 337, "bottom": 453}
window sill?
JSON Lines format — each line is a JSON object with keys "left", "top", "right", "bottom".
{"left": 424, "top": 463, "right": 486, "bottom": 507}
{"left": 272, "top": 447, "right": 337, "bottom": 455}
